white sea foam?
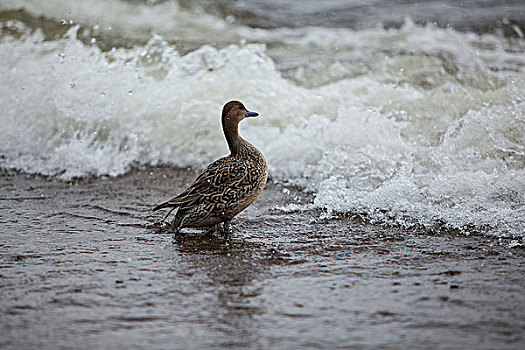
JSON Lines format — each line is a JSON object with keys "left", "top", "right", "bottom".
{"left": 0, "top": 0, "right": 233, "bottom": 42}
{"left": 0, "top": 14, "right": 524, "bottom": 238}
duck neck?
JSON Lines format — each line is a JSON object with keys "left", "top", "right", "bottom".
{"left": 223, "top": 119, "right": 246, "bottom": 156}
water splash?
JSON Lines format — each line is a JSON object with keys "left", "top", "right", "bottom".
{"left": 1, "top": 20, "right": 524, "bottom": 238}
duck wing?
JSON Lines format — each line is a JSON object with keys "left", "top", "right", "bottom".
{"left": 153, "top": 156, "right": 246, "bottom": 211}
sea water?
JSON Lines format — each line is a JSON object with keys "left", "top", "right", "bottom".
{"left": 1, "top": 0, "right": 524, "bottom": 239}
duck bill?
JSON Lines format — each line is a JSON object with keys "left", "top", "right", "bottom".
{"left": 245, "top": 111, "right": 259, "bottom": 117}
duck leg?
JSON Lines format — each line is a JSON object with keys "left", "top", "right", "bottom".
{"left": 223, "top": 221, "right": 232, "bottom": 234}
{"left": 161, "top": 207, "right": 176, "bottom": 222}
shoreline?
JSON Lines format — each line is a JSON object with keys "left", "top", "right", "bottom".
{"left": 2, "top": 165, "right": 522, "bottom": 242}
{"left": 1, "top": 166, "right": 524, "bottom": 349}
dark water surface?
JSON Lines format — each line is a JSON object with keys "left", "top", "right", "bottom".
{"left": 193, "top": 0, "right": 525, "bottom": 36}
{"left": 1, "top": 168, "right": 524, "bottom": 349}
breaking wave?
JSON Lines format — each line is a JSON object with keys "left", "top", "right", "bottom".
{"left": 1, "top": 11, "right": 524, "bottom": 238}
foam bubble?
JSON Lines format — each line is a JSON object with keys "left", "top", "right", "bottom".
{"left": 1, "top": 20, "right": 524, "bottom": 239}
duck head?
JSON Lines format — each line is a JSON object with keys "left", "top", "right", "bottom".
{"left": 221, "top": 100, "right": 259, "bottom": 154}
{"left": 222, "top": 100, "right": 258, "bottom": 126}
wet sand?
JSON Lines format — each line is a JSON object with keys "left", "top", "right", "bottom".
{"left": 1, "top": 167, "right": 524, "bottom": 349}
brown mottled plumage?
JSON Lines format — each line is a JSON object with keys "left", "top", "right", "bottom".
{"left": 153, "top": 101, "right": 268, "bottom": 233}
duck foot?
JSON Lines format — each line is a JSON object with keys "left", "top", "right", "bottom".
{"left": 204, "top": 225, "right": 221, "bottom": 236}
{"left": 151, "top": 220, "right": 171, "bottom": 233}
{"left": 170, "top": 227, "right": 182, "bottom": 243}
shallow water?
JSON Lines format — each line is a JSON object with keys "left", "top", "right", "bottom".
{"left": 1, "top": 168, "right": 524, "bottom": 349}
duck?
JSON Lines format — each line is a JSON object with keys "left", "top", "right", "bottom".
{"left": 153, "top": 101, "right": 268, "bottom": 233}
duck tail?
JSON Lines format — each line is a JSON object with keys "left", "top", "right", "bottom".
{"left": 152, "top": 201, "right": 177, "bottom": 211}
{"left": 152, "top": 192, "right": 200, "bottom": 211}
